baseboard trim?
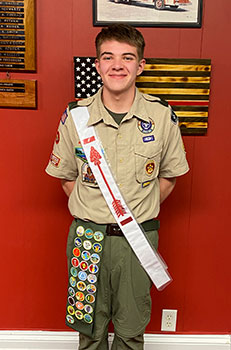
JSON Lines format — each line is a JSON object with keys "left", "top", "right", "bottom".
{"left": 0, "top": 331, "right": 230, "bottom": 349}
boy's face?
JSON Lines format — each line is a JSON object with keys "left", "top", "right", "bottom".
{"left": 95, "top": 40, "right": 145, "bottom": 97}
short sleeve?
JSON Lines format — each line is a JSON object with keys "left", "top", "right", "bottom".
{"left": 159, "top": 107, "right": 189, "bottom": 178}
{"left": 45, "top": 107, "right": 78, "bottom": 180}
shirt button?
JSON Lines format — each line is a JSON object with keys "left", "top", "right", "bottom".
{"left": 119, "top": 159, "right": 123, "bottom": 163}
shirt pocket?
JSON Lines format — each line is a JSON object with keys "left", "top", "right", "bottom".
{"left": 134, "top": 144, "right": 162, "bottom": 183}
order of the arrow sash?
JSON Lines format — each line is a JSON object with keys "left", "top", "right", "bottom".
{"left": 71, "top": 106, "right": 172, "bottom": 290}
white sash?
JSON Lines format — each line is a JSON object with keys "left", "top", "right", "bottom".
{"left": 71, "top": 106, "right": 172, "bottom": 290}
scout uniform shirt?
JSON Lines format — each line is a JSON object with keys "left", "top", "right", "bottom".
{"left": 46, "top": 88, "right": 189, "bottom": 224}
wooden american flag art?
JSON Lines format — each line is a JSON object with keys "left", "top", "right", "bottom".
{"left": 74, "top": 57, "right": 211, "bottom": 135}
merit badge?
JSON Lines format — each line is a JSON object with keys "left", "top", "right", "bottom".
{"left": 89, "top": 264, "right": 99, "bottom": 274}
{"left": 145, "top": 161, "right": 155, "bottom": 176}
{"left": 78, "top": 271, "right": 87, "bottom": 281}
{"left": 73, "top": 247, "right": 81, "bottom": 257}
{"left": 67, "top": 305, "right": 75, "bottom": 315}
{"left": 76, "top": 292, "right": 85, "bottom": 302}
{"left": 68, "top": 296, "right": 75, "bottom": 306}
{"left": 83, "top": 240, "right": 92, "bottom": 250}
{"left": 70, "top": 267, "right": 78, "bottom": 277}
{"left": 87, "top": 274, "right": 97, "bottom": 284}
{"left": 61, "top": 109, "right": 68, "bottom": 125}
{"left": 143, "top": 135, "right": 155, "bottom": 143}
{"left": 68, "top": 287, "right": 75, "bottom": 297}
{"left": 82, "top": 163, "right": 97, "bottom": 184}
{"left": 75, "top": 147, "right": 87, "bottom": 163}
{"left": 86, "top": 294, "right": 95, "bottom": 304}
{"left": 138, "top": 119, "right": 155, "bottom": 134}
{"left": 86, "top": 284, "right": 97, "bottom": 294}
{"left": 55, "top": 131, "right": 60, "bottom": 144}
{"left": 69, "top": 276, "right": 76, "bottom": 287}
{"left": 84, "top": 304, "right": 93, "bottom": 314}
{"left": 84, "top": 314, "right": 93, "bottom": 324}
{"left": 90, "top": 253, "right": 100, "bottom": 264}
{"left": 76, "top": 226, "right": 84, "bottom": 237}
{"left": 92, "top": 242, "right": 102, "bottom": 253}
{"left": 76, "top": 301, "right": 84, "bottom": 310}
{"left": 80, "top": 261, "right": 88, "bottom": 271}
{"left": 66, "top": 315, "right": 74, "bottom": 324}
{"left": 50, "top": 153, "right": 60, "bottom": 167}
{"left": 71, "top": 257, "right": 79, "bottom": 267}
{"left": 85, "top": 228, "right": 94, "bottom": 239}
{"left": 81, "top": 250, "right": 91, "bottom": 261}
{"left": 77, "top": 281, "right": 86, "bottom": 291}
{"left": 75, "top": 310, "right": 83, "bottom": 320}
{"left": 74, "top": 237, "right": 82, "bottom": 247}
{"left": 94, "top": 231, "right": 104, "bottom": 242}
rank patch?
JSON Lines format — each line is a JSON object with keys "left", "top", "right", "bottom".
{"left": 138, "top": 119, "right": 155, "bottom": 134}
{"left": 50, "top": 153, "right": 60, "bottom": 167}
{"left": 145, "top": 162, "right": 155, "bottom": 176}
{"left": 82, "top": 163, "right": 97, "bottom": 184}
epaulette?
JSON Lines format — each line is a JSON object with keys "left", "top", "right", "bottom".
{"left": 142, "top": 94, "right": 169, "bottom": 107}
{"left": 68, "top": 101, "right": 78, "bottom": 111}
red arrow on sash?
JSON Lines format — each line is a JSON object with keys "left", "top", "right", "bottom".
{"left": 90, "top": 146, "right": 126, "bottom": 218}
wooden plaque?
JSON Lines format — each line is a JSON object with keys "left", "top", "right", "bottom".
{"left": 0, "top": 0, "right": 36, "bottom": 71}
{"left": 0, "top": 79, "right": 37, "bottom": 108}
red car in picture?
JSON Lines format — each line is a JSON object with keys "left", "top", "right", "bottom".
{"left": 112, "top": 0, "right": 191, "bottom": 10}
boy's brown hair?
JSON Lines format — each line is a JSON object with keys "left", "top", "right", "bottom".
{"left": 95, "top": 23, "right": 145, "bottom": 61}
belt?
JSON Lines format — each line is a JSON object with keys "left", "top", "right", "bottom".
{"left": 106, "top": 219, "right": 160, "bottom": 237}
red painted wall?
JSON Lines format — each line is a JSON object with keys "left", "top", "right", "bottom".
{"left": 0, "top": 0, "right": 230, "bottom": 333}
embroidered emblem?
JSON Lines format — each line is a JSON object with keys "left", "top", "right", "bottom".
{"left": 75, "top": 310, "right": 83, "bottom": 320}
{"left": 94, "top": 231, "right": 104, "bottom": 242}
{"left": 55, "top": 131, "right": 60, "bottom": 144}
{"left": 143, "top": 135, "right": 155, "bottom": 143}
{"left": 145, "top": 162, "right": 155, "bottom": 176}
{"left": 75, "top": 147, "right": 87, "bottom": 163}
{"left": 73, "top": 247, "right": 80, "bottom": 257}
{"left": 67, "top": 305, "right": 75, "bottom": 315}
{"left": 61, "top": 109, "right": 68, "bottom": 125}
{"left": 68, "top": 296, "right": 75, "bottom": 306}
{"left": 70, "top": 267, "right": 78, "bottom": 277}
{"left": 92, "top": 242, "right": 102, "bottom": 253}
{"left": 82, "top": 163, "right": 97, "bottom": 184}
{"left": 87, "top": 274, "right": 97, "bottom": 284}
{"left": 77, "top": 281, "right": 86, "bottom": 291}
{"left": 83, "top": 240, "right": 92, "bottom": 250}
{"left": 138, "top": 119, "right": 155, "bottom": 134}
{"left": 50, "top": 153, "right": 60, "bottom": 167}
{"left": 69, "top": 276, "right": 76, "bottom": 287}
{"left": 76, "top": 226, "right": 84, "bottom": 237}
{"left": 86, "top": 294, "right": 95, "bottom": 304}
{"left": 86, "top": 284, "right": 97, "bottom": 294}
{"left": 78, "top": 271, "right": 87, "bottom": 281}
{"left": 84, "top": 304, "right": 93, "bottom": 314}
{"left": 85, "top": 228, "right": 94, "bottom": 239}
{"left": 90, "top": 253, "right": 100, "bottom": 264}
{"left": 76, "top": 292, "right": 85, "bottom": 302}
{"left": 66, "top": 315, "right": 74, "bottom": 324}
{"left": 84, "top": 314, "right": 93, "bottom": 324}
{"left": 71, "top": 257, "right": 79, "bottom": 267}
{"left": 68, "top": 287, "right": 75, "bottom": 297}
{"left": 76, "top": 301, "right": 84, "bottom": 310}
{"left": 89, "top": 264, "right": 99, "bottom": 274}
{"left": 74, "top": 237, "right": 82, "bottom": 247}
{"left": 80, "top": 261, "right": 88, "bottom": 271}
{"left": 81, "top": 250, "right": 91, "bottom": 261}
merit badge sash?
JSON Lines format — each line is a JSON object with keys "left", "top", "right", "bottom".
{"left": 65, "top": 219, "right": 106, "bottom": 337}
{"left": 71, "top": 106, "right": 172, "bottom": 291}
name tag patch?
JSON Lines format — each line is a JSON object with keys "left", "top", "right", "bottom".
{"left": 143, "top": 135, "right": 155, "bottom": 143}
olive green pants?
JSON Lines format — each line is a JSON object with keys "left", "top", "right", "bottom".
{"left": 78, "top": 229, "right": 159, "bottom": 350}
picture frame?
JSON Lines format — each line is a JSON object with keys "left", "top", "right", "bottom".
{"left": 93, "top": 0, "right": 203, "bottom": 28}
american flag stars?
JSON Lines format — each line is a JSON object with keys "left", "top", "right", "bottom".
{"left": 74, "top": 57, "right": 103, "bottom": 99}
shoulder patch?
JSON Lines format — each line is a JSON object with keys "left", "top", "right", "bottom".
{"left": 171, "top": 109, "right": 178, "bottom": 124}
{"left": 77, "top": 95, "right": 95, "bottom": 107}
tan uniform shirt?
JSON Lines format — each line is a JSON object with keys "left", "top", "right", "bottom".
{"left": 46, "top": 88, "right": 189, "bottom": 224}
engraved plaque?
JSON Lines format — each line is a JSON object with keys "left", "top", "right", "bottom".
{"left": 0, "top": 0, "right": 35, "bottom": 71}
{"left": 0, "top": 79, "right": 37, "bottom": 108}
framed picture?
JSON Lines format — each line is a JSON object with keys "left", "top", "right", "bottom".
{"left": 93, "top": 0, "right": 203, "bottom": 28}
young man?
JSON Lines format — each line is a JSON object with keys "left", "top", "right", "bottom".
{"left": 46, "top": 24, "right": 189, "bottom": 350}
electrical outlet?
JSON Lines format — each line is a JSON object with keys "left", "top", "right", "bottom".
{"left": 161, "top": 309, "right": 177, "bottom": 332}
